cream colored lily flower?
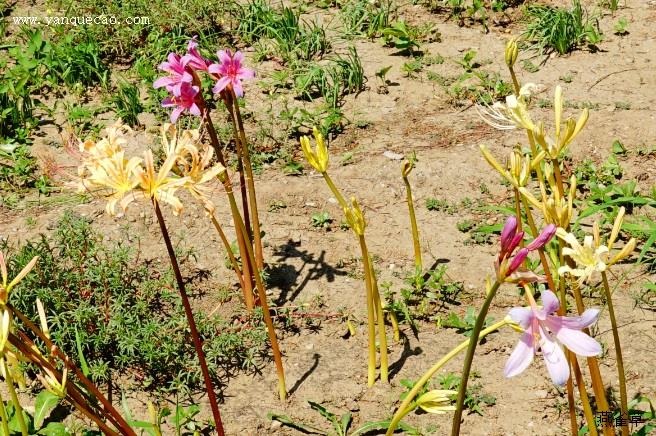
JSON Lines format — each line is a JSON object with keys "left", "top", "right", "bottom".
{"left": 477, "top": 83, "right": 539, "bottom": 131}
{"left": 122, "top": 150, "right": 189, "bottom": 215}
{"left": 0, "top": 251, "right": 38, "bottom": 304}
{"left": 557, "top": 228, "right": 609, "bottom": 283}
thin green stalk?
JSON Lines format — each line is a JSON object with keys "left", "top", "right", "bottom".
{"left": 210, "top": 214, "right": 246, "bottom": 294}
{"left": 388, "top": 318, "right": 510, "bottom": 436}
{"left": 450, "top": 280, "right": 502, "bottom": 435}
{"left": 601, "top": 271, "right": 629, "bottom": 436}
{"left": 227, "top": 192, "right": 287, "bottom": 401}
{"left": 3, "top": 358, "right": 28, "bottom": 436}
{"left": 322, "top": 173, "right": 348, "bottom": 209}
{"left": 358, "top": 235, "right": 378, "bottom": 387}
{"left": 153, "top": 201, "right": 225, "bottom": 435}
{"left": 202, "top": 106, "right": 256, "bottom": 310}
{"left": 369, "top": 251, "right": 389, "bottom": 383}
{"left": 230, "top": 89, "right": 266, "bottom": 271}
{"left": 570, "top": 353, "right": 598, "bottom": 436}
{"left": 403, "top": 176, "right": 422, "bottom": 271}
{"left": 0, "top": 388, "right": 11, "bottom": 436}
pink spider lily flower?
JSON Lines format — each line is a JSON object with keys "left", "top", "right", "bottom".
{"left": 153, "top": 53, "right": 193, "bottom": 93}
{"left": 208, "top": 49, "right": 255, "bottom": 97}
{"left": 161, "top": 82, "right": 201, "bottom": 123}
{"left": 182, "top": 38, "right": 211, "bottom": 71}
{"left": 504, "top": 290, "right": 601, "bottom": 385}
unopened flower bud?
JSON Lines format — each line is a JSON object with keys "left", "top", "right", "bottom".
{"left": 526, "top": 224, "right": 557, "bottom": 251}
{"left": 505, "top": 37, "right": 519, "bottom": 68}
{"left": 507, "top": 248, "right": 529, "bottom": 276}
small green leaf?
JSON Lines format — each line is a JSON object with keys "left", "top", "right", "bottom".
{"left": 34, "top": 390, "right": 61, "bottom": 429}
{"left": 38, "top": 422, "right": 72, "bottom": 436}
{"left": 266, "top": 412, "right": 327, "bottom": 434}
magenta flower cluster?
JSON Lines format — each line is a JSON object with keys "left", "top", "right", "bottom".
{"left": 496, "top": 216, "right": 556, "bottom": 280}
{"left": 153, "top": 39, "right": 256, "bottom": 123}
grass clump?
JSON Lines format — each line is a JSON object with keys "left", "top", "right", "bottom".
{"left": 5, "top": 212, "right": 268, "bottom": 391}
{"left": 522, "top": 0, "right": 602, "bottom": 55}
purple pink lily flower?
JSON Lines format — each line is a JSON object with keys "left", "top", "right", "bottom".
{"left": 182, "top": 38, "right": 212, "bottom": 71}
{"left": 161, "top": 82, "right": 201, "bottom": 123}
{"left": 153, "top": 53, "right": 193, "bottom": 93}
{"left": 208, "top": 49, "right": 256, "bottom": 98}
{"left": 504, "top": 290, "right": 601, "bottom": 385}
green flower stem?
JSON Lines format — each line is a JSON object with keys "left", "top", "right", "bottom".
{"left": 509, "top": 66, "right": 520, "bottom": 96}
{"left": 552, "top": 157, "right": 566, "bottom": 198}
{"left": 230, "top": 88, "right": 266, "bottom": 271}
{"left": 402, "top": 176, "right": 422, "bottom": 271}
{"left": 369, "top": 254, "right": 389, "bottom": 383}
{"left": 358, "top": 235, "right": 378, "bottom": 387}
{"left": 0, "top": 389, "right": 11, "bottom": 436}
{"left": 3, "top": 358, "right": 28, "bottom": 436}
{"left": 322, "top": 173, "right": 348, "bottom": 209}
{"left": 570, "top": 352, "right": 598, "bottom": 436}
{"left": 387, "top": 318, "right": 510, "bottom": 436}
{"left": 389, "top": 311, "right": 400, "bottom": 342}
{"left": 210, "top": 214, "right": 245, "bottom": 292}
{"left": 227, "top": 192, "right": 287, "bottom": 401}
{"left": 601, "top": 271, "right": 629, "bottom": 436}
{"left": 450, "top": 279, "right": 502, "bottom": 436}
{"left": 153, "top": 201, "right": 226, "bottom": 435}
{"left": 223, "top": 92, "right": 253, "bottom": 250}
{"left": 203, "top": 106, "right": 256, "bottom": 310}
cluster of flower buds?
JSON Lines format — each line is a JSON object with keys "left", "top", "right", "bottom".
{"left": 154, "top": 39, "right": 255, "bottom": 123}
{"left": 496, "top": 216, "right": 556, "bottom": 281}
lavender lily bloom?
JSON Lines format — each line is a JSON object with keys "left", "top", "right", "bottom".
{"left": 208, "top": 49, "right": 256, "bottom": 97}
{"left": 161, "top": 82, "right": 201, "bottom": 123}
{"left": 504, "top": 290, "right": 601, "bottom": 385}
{"left": 153, "top": 53, "right": 193, "bottom": 93}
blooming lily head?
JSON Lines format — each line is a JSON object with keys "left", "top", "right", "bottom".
{"left": 479, "top": 144, "right": 545, "bottom": 189}
{"left": 300, "top": 127, "right": 329, "bottom": 173}
{"left": 153, "top": 53, "right": 193, "bottom": 93}
{"left": 557, "top": 228, "right": 608, "bottom": 284}
{"left": 182, "top": 38, "right": 211, "bottom": 71}
{"left": 208, "top": 49, "right": 255, "bottom": 97}
{"left": 504, "top": 290, "right": 601, "bottom": 385}
{"left": 161, "top": 81, "right": 201, "bottom": 123}
{"left": 478, "top": 83, "right": 539, "bottom": 131}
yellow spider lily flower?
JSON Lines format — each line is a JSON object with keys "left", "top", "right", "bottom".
{"left": 477, "top": 84, "right": 539, "bottom": 131}
{"left": 480, "top": 145, "right": 545, "bottom": 188}
{"left": 519, "top": 175, "right": 576, "bottom": 228}
{"left": 122, "top": 150, "right": 189, "bottom": 215}
{"left": 300, "top": 127, "right": 329, "bottom": 173}
{"left": 177, "top": 141, "right": 226, "bottom": 214}
{"left": 557, "top": 228, "right": 609, "bottom": 284}
{"left": 0, "top": 251, "right": 38, "bottom": 303}
{"left": 343, "top": 197, "right": 366, "bottom": 236}
{"left": 604, "top": 207, "right": 637, "bottom": 266}
{"left": 416, "top": 390, "right": 457, "bottom": 414}
{"left": 533, "top": 86, "right": 589, "bottom": 159}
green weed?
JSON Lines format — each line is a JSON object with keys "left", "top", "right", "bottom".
{"left": 523, "top": 0, "right": 602, "bottom": 55}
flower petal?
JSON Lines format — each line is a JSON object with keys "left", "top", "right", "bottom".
{"left": 540, "top": 290, "right": 560, "bottom": 316}
{"left": 539, "top": 326, "right": 569, "bottom": 385}
{"left": 504, "top": 332, "right": 535, "bottom": 378}
{"left": 554, "top": 327, "right": 601, "bottom": 356}
{"left": 546, "top": 308, "right": 599, "bottom": 330}
{"left": 212, "top": 76, "right": 231, "bottom": 95}
{"left": 508, "top": 307, "right": 533, "bottom": 329}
